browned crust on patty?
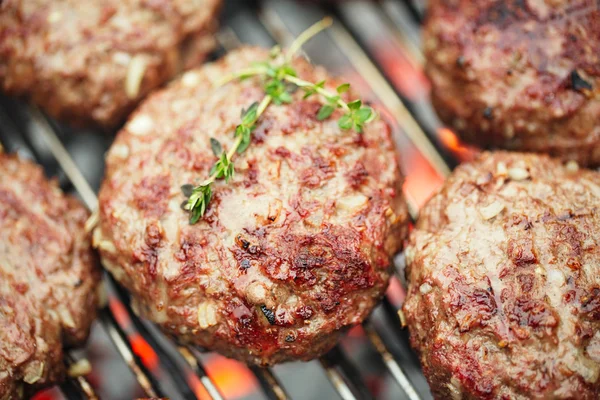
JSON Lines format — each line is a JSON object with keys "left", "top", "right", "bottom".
{"left": 404, "top": 152, "right": 600, "bottom": 399}
{"left": 0, "top": 0, "right": 221, "bottom": 128}
{"left": 0, "top": 154, "right": 101, "bottom": 399}
{"left": 94, "top": 47, "right": 409, "bottom": 365}
{"left": 424, "top": 0, "right": 600, "bottom": 166}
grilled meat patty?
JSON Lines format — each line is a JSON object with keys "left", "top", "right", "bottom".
{"left": 0, "top": 153, "right": 101, "bottom": 399}
{"left": 424, "top": 0, "right": 600, "bottom": 166}
{"left": 93, "top": 47, "right": 409, "bottom": 365}
{"left": 0, "top": 0, "right": 221, "bottom": 128}
{"left": 404, "top": 152, "right": 600, "bottom": 399}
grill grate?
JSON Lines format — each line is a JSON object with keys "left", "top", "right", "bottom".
{"left": 0, "top": 1, "right": 461, "bottom": 399}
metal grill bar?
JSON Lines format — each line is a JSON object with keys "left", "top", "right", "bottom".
{"left": 381, "top": 0, "right": 424, "bottom": 63}
{"left": 61, "top": 354, "right": 100, "bottom": 400}
{"left": 326, "top": 23, "right": 449, "bottom": 179}
{"left": 397, "top": 0, "right": 425, "bottom": 24}
{"left": 29, "top": 107, "right": 98, "bottom": 210}
{"left": 250, "top": 367, "right": 290, "bottom": 400}
{"left": 99, "top": 307, "right": 166, "bottom": 398}
{"left": 109, "top": 279, "right": 201, "bottom": 400}
{"left": 364, "top": 324, "right": 420, "bottom": 400}
{"left": 178, "top": 347, "right": 226, "bottom": 400}
{"left": 320, "top": 347, "right": 374, "bottom": 400}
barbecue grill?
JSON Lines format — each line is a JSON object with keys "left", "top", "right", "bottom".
{"left": 0, "top": 1, "right": 473, "bottom": 399}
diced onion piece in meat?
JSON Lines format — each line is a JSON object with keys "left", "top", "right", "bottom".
{"left": 479, "top": 201, "right": 505, "bottom": 220}
{"left": 198, "top": 301, "right": 218, "bottom": 329}
{"left": 126, "top": 55, "right": 147, "bottom": 99}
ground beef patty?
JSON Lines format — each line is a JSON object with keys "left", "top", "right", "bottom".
{"left": 0, "top": 153, "right": 101, "bottom": 399}
{"left": 424, "top": 0, "right": 600, "bottom": 166}
{"left": 404, "top": 152, "right": 600, "bottom": 399}
{"left": 0, "top": 0, "right": 221, "bottom": 128}
{"left": 93, "top": 47, "right": 409, "bottom": 365}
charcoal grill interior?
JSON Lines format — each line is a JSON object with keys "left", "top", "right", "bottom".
{"left": 0, "top": 1, "right": 469, "bottom": 399}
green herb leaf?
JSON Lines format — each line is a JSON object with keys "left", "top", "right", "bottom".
{"left": 210, "top": 138, "right": 222, "bottom": 157}
{"left": 326, "top": 95, "right": 340, "bottom": 105}
{"left": 338, "top": 114, "right": 353, "bottom": 130}
{"left": 181, "top": 184, "right": 194, "bottom": 197}
{"left": 348, "top": 99, "right": 362, "bottom": 111}
{"left": 278, "top": 91, "right": 293, "bottom": 104}
{"left": 237, "top": 134, "right": 251, "bottom": 154}
{"left": 336, "top": 83, "right": 350, "bottom": 94}
{"left": 210, "top": 152, "right": 234, "bottom": 182}
{"left": 186, "top": 184, "right": 212, "bottom": 224}
{"left": 317, "top": 104, "right": 335, "bottom": 121}
{"left": 242, "top": 103, "right": 259, "bottom": 125}
{"left": 355, "top": 107, "right": 373, "bottom": 123}
{"left": 280, "top": 65, "right": 297, "bottom": 78}
{"left": 266, "top": 79, "right": 294, "bottom": 105}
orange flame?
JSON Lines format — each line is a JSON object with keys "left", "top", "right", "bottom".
{"left": 438, "top": 127, "right": 478, "bottom": 162}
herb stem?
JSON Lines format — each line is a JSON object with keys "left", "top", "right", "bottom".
{"left": 200, "top": 94, "right": 272, "bottom": 188}
{"left": 228, "top": 95, "right": 272, "bottom": 161}
{"left": 216, "top": 66, "right": 269, "bottom": 88}
{"left": 283, "top": 75, "right": 351, "bottom": 112}
{"left": 286, "top": 17, "right": 333, "bottom": 62}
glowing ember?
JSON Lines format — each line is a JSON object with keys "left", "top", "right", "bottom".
{"left": 31, "top": 389, "right": 58, "bottom": 400}
{"left": 109, "top": 297, "right": 131, "bottom": 327}
{"left": 205, "top": 355, "right": 258, "bottom": 399}
{"left": 403, "top": 154, "right": 444, "bottom": 208}
{"left": 130, "top": 333, "right": 159, "bottom": 371}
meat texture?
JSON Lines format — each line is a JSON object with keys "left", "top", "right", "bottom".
{"left": 94, "top": 47, "right": 409, "bottom": 365}
{"left": 424, "top": 0, "right": 600, "bottom": 166}
{"left": 0, "top": 153, "right": 101, "bottom": 399}
{"left": 404, "top": 152, "right": 600, "bottom": 399}
{"left": 0, "top": 0, "right": 221, "bottom": 128}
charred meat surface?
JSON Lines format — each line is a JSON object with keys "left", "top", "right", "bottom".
{"left": 0, "top": 0, "right": 221, "bottom": 128}
{"left": 94, "top": 47, "right": 409, "bottom": 366}
{"left": 425, "top": 0, "right": 600, "bottom": 166}
{"left": 404, "top": 152, "right": 600, "bottom": 399}
{"left": 0, "top": 154, "right": 101, "bottom": 399}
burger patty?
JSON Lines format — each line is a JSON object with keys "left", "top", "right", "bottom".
{"left": 0, "top": 153, "right": 101, "bottom": 399}
{"left": 0, "top": 0, "right": 221, "bottom": 128}
{"left": 404, "top": 152, "right": 600, "bottom": 399}
{"left": 93, "top": 47, "right": 409, "bottom": 365}
{"left": 424, "top": 0, "right": 600, "bottom": 166}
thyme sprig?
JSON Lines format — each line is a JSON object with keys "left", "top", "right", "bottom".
{"left": 182, "top": 17, "right": 377, "bottom": 224}
{"left": 182, "top": 95, "right": 271, "bottom": 224}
